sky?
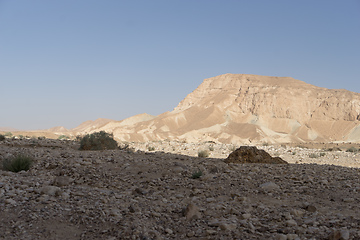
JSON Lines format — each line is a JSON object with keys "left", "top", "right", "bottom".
{"left": 1, "top": 0, "right": 359, "bottom": 130}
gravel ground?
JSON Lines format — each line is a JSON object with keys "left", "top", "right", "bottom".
{"left": 1, "top": 138, "right": 360, "bottom": 239}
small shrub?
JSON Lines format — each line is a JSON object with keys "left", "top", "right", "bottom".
{"left": 198, "top": 150, "right": 209, "bottom": 158}
{"left": 0, "top": 134, "right": 5, "bottom": 141}
{"left": 320, "top": 152, "right": 326, "bottom": 157}
{"left": 309, "top": 153, "right": 319, "bottom": 158}
{"left": 148, "top": 146, "right": 155, "bottom": 151}
{"left": 262, "top": 142, "right": 269, "bottom": 146}
{"left": 79, "top": 131, "right": 118, "bottom": 150}
{"left": 229, "top": 146, "right": 237, "bottom": 152}
{"left": 291, "top": 151, "right": 296, "bottom": 155}
{"left": 346, "top": 147, "right": 358, "bottom": 153}
{"left": 191, "top": 170, "right": 203, "bottom": 179}
{"left": 2, "top": 154, "right": 33, "bottom": 172}
{"left": 209, "top": 146, "right": 214, "bottom": 151}
{"left": 58, "top": 135, "right": 69, "bottom": 140}
{"left": 4, "top": 132, "right": 12, "bottom": 137}
{"left": 326, "top": 147, "right": 342, "bottom": 152}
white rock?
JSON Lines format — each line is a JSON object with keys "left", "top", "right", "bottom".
{"left": 260, "top": 182, "right": 280, "bottom": 191}
{"left": 40, "top": 186, "right": 61, "bottom": 196}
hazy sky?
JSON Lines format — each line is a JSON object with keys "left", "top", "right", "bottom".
{"left": 1, "top": 0, "right": 359, "bottom": 130}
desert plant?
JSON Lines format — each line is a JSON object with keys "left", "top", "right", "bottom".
{"left": 209, "top": 146, "right": 214, "bottom": 151}
{"left": 320, "top": 152, "right": 326, "bottom": 157}
{"left": 191, "top": 169, "right": 203, "bottom": 179}
{"left": 198, "top": 150, "right": 209, "bottom": 158}
{"left": 346, "top": 147, "right": 358, "bottom": 153}
{"left": 309, "top": 153, "right": 319, "bottom": 158}
{"left": 148, "top": 146, "right": 155, "bottom": 151}
{"left": 291, "top": 151, "right": 296, "bottom": 155}
{"left": 2, "top": 154, "right": 33, "bottom": 172}
{"left": 4, "top": 132, "right": 12, "bottom": 137}
{"left": 0, "top": 134, "right": 5, "bottom": 141}
{"left": 79, "top": 131, "right": 118, "bottom": 150}
{"left": 58, "top": 135, "right": 69, "bottom": 140}
{"left": 229, "top": 146, "right": 237, "bottom": 152}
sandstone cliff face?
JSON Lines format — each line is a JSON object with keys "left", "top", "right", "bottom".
{"left": 71, "top": 74, "right": 360, "bottom": 143}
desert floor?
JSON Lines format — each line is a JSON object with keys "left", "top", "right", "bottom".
{"left": 1, "top": 138, "right": 360, "bottom": 239}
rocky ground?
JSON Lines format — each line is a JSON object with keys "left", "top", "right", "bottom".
{"left": 1, "top": 138, "right": 360, "bottom": 239}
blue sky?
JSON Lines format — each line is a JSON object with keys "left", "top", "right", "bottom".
{"left": 1, "top": 0, "right": 359, "bottom": 130}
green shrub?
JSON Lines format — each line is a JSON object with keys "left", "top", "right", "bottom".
{"left": 148, "top": 146, "right": 155, "bottom": 151}
{"left": 58, "top": 135, "right": 69, "bottom": 140}
{"left": 4, "top": 132, "right": 12, "bottom": 137}
{"left": 309, "top": 153, "right": 319, "bottom": 158}
{"left": 320, "top": 152, "right": 326, "bottom": 157}
{"left": 191, "top": 170, "right": 203, "bottom": 179}
{"left": 198, "top": 150, "right": 209, "bottom": 158}
{"left": 0, "top": 135, "right": 5, "bottom": 141}
{"left": 79, "top": 131, "right": 118, "bottom": 150}
{"left": 2, "top": 154, "right": 33, "bottom": 172}
{"left": 346, "top": 147, "right": 358, "bottom": 153}
{"left": 209, "top": 146, "right": 214, "bottom": 151}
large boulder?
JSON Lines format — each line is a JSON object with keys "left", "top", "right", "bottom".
{"left": 224, "top": 146, "right": 287, "bottom": 164}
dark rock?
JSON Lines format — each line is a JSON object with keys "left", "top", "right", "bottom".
{"left": 224, "top": 146, "right": 288, "bottom": 164}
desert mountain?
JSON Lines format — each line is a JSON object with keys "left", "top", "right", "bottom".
{"left": 66, "top": 73, "right": 360, "bottom": 144}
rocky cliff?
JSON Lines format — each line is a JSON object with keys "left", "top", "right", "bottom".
{"left": 54, "top": 74, "right": 360, "bottom": 143}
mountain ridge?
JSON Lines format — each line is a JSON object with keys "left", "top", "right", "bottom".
{"left": 2, "top": 74, "right": 360, "bottom": 143}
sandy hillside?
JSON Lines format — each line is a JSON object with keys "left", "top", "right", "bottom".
{"left": 3, "top": 74, "right": 360, "bottom": 145}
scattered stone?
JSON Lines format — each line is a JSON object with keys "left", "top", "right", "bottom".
{"left": 305, "top": 205, "right": 317, "bottom": 212}
{"left": 260, "top": 181, "right": 280, "bottom": 191}
{"left": 184, "top": 202, "right": 201, "bottom": 220}
{"left": 328, "top": 228, "right": 350, "bottom": 240}
{"left": 40, "top": 185, "right": 61, "bottom": 196}
{"left": 53, "top": 176, "right": 73, "bottom": 187}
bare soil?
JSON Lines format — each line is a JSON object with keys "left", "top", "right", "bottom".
{"left": 1, "top": 138, "right": 360, "bottom": 239}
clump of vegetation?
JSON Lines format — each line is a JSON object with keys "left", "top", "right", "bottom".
{"left": 4, "top": 132, "right": 12, "bottom": 137}
{"left": 262, "top": 142, "right": 269, "bottom": 146}
{"left": 79, "top": 131, "right": 118, "bottom": 150}
{"left": 58, "top": 135, "right": 69, "bottom": 140}
{"left": 326, "top": 147, "right": 342, "bottom": 152}
{"left": 191, "top": 169, "right": 203, "bottom": 179}
{"left": 2, "top": 154, "right": 33, "bottom": 172}
{"left": 0, "top": 134, "right": 5, "bottom": 141}
{"left": 229, "top": 145, "right": 237, "bottom": 152}
{"left": 209, "top": 146, "right": 214, "bottom": 151}
{"left": 319, "top": 152, "right": 326, "bottom": 157}
{"left": 309, "top": 153, "right": 319, "bottom": 158}
{"left": 346, "top": 147, "right": 358, "bottom": 153}
{"left": 291, "top": 151, "right": 296, "bottom": 155}
{"left": 198, "top": 150, "right": 209, "bottom": 158}
{"left": 148, "top": 146, "right": 155, "bottom": 151}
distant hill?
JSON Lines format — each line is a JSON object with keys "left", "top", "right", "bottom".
{"left": 0, "top": 127, "right": 20, "bottom": 132}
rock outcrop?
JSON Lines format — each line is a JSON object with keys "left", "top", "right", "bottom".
{"left": 224, "top": 146, "right": 288, "bottom": 164}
